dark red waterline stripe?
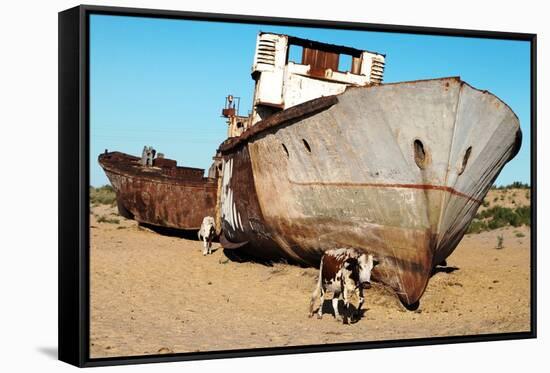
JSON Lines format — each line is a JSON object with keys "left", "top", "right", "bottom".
{"left": 288, "top": 180, "right": 482, "bottom": 204}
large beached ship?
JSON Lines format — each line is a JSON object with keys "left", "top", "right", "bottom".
{"left": 217, "top": 33, "right": 522, "bottom": 306}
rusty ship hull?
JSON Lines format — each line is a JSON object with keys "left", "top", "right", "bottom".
{"left": 218, "top": 77, "right": 521, "bottom": 305}
{"left": 98, "top": 151, "right": 217, "bottom": 230}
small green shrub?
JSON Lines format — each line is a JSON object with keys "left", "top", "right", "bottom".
{"left": 508, "top": 182, "right": 530, "bottom": 189}
{"left": 90, "top": 185, "right": 117, "bottom": 205}
{"left": 515, "top": 206, "right": 531, "bottom": 226}
{"left": 493, "top": 182, "right": 530, "bottom": 190}
{"left": 467, "top": 219, "right": 488, "bottom": 234}
{"left": 515, "top": 232, "right": 526, "bottom": 238}
{"left": 468, "top": 205, "right": 531, "bottom": 234}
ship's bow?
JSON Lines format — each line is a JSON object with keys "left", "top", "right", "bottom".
{"left": 222, "top": 77, "right": 521, "bottom": 305}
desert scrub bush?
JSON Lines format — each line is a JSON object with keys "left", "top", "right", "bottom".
{"left": 482, "top": 200, "right": 490, "bottom": 208}
{"left": 97, "top": 215, "right": 120, "bottom": 224}
{"left": 466, "top": 205, "right": 531, "bottom": 234}
{"left": 514, "top": 206, "right": 531, "bottom": 226}
{"left": 476, "top": 205, "right": 531, "bottom": 230}
{"left": 493, "top": 182, "right": 530, "bottom": 190}
{"left": 466, "top": 219, "right": 488, "bottom": 234}
{"left": 508, "top": 181, "right": 530, "bottom": 189}
{"left": 90, "top": 185, "right": 116, "bottom": 205}
{"left": 515, "top": 232, "right": 526, "bottom": 238}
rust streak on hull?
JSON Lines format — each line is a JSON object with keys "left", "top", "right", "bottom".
{"left": 287, "top": 180, "right": 483, "bottom": 204}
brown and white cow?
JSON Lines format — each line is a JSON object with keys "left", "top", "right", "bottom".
{"left": 309, "top": 248, "right": 375, "bottom": 323}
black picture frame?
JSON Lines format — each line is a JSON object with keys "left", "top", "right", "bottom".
{"left": 58, "top": 4, "right": 537, "bottom": 368}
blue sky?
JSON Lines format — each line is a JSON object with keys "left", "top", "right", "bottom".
{"left": 90, "top": 14, "right": 531, "bottom": 187}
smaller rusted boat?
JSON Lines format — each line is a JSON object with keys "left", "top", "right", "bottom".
{"left": 98, "top": 149, "right": 218, "bottom": 230}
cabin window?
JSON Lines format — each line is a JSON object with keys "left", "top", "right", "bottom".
{"left": 302, "top": 139, "right": 312, "bottom": 153}
{"left": 459, "top": 146, "right": 472, "bottom": 175}
{"left": 282, "top": 143, "right": 289, "bottom": 158}
{"left": 338, "top": 54, "right": 352, "bottom": 72}
{"left": 414, "top": 139, "right": 427, "bottom": 169}
{"left": 288, "top": 45, "right": 303, "bottom": 64}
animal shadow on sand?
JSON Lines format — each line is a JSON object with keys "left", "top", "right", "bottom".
{"left": 222, "top": 247, "right": 307, "bottom": 267}
{"left": 139, "top": 223, "right": 221, "bottom": 243}
{"left": 430, "top": 262, "right": 460, "bottom": 277}
{"left": 316, "top": 299, "right": 367, "bottom": 324}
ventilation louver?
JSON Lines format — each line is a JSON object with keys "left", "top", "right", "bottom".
{"left": 255, "top": 38, "right": 276, "bottom": 66}
{"left": 370, "top": 57, "right": 385, "bottom": 84}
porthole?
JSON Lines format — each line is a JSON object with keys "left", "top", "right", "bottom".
{"left": 414, "top": 139, "right": 427, "bottom": 169}
{"left": 282, "top": 143, "right": 289, "bottom": 158}
{"left": 459, "top": 146, "right": 472, "bottom": 175}
{"left": 302, "top": 139, "right": 312, "bottom": 153}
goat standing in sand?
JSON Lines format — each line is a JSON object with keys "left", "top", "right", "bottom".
{"left": 198, "top": 216, "right": 216, "bottom": 256}
{"left": 309, "top": 248, "right": 375, "bottom": 323}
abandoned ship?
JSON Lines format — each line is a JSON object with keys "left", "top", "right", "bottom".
{"left": 217, "top": 32, "right": 522, "bottom": 306}
{"left": 98, "top": 148, "right": 218, "bottom": 230}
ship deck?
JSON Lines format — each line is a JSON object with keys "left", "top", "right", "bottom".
{"left": 98, "top": 151, "right": 215, "bottom": 186}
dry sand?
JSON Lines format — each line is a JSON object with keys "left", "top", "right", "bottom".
{"left": 90, "top": 204, "right": 531, "bottom": 358}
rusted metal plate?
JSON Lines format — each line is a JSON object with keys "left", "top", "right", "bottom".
{"left": 98, "top": 151, "right": 217, "bottom": 230}
{"left": 153, "top": 157, "right": 177, "bottom": 168}
{"left": 222, "top": 108, "right": 235, "bottom": 117}
{"left": 302, "top": 47, "right": 339, "bottom": 76}
{"left": 219, "top": 77, "right": 521, "bottom": 306}
{"left": 219, "top": 145, "right": 290, "bottom": 261}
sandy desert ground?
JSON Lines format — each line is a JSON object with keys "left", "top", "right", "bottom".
{"left": 89, "top": 193, "right": 531, "bottom": 358}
